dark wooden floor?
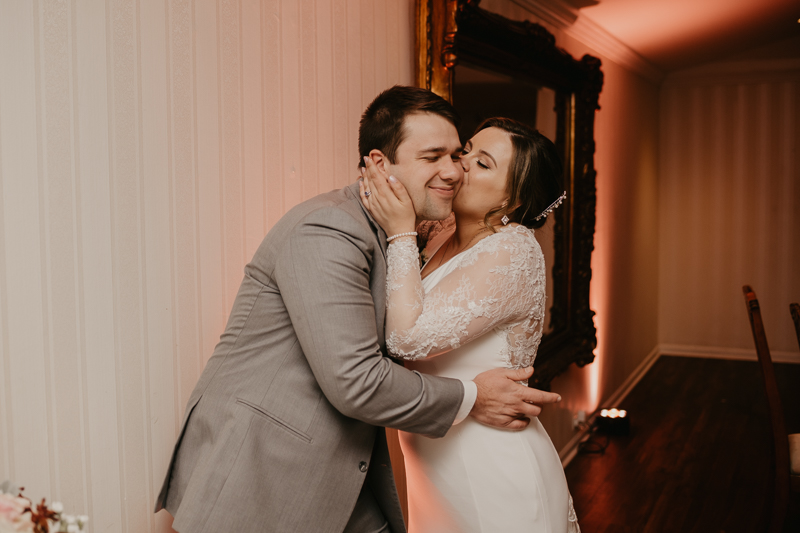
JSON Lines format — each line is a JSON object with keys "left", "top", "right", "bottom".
{"left": 565, "top": 356, "right": 800, "bottom": 533}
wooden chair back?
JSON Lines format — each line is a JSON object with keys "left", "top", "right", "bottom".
{"left": 742, "top": 285, "right": 790, "bottom": 533}
{"left": 791, "top": 303, "right": 800, "bottom": 351}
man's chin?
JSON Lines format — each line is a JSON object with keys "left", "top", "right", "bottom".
{"left": 418, "top": 208, "right": 453, "bottom": 222}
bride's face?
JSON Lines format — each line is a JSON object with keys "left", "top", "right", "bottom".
{"left": 453, "top": 127, "right": 512, "bottom": 220}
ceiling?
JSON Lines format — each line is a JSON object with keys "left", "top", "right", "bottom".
{"left": 576, "top": 0, "right": 800, "bottom": 72}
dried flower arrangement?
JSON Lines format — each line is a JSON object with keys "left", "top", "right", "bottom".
{"left": 0, "top": 481, "right": 87, "bottom": 533}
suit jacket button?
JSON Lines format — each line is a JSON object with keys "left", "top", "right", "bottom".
{"left": 359, "top": 461, "right": 368, "bottom": 473}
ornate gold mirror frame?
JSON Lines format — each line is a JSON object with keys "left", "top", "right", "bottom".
{"left": 416, "top": 0, "right": 603, "bottom": 389}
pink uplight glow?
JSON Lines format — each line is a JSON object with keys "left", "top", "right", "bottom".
{"left": 587, "top": 208, "right": 609, "bottom": 413}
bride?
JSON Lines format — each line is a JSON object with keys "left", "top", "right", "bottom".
{"left": 359, "top": 117, "right": 580, "bottom": 533}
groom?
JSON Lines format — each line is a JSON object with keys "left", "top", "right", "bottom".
{"left": 155, "top": 86, "right": 560, "bottom": 533}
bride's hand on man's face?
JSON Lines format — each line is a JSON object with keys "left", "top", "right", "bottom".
{"left": 358, "top": 156, "right": 417, "bottom": 237}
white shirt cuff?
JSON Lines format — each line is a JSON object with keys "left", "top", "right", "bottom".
{"left": 453, "top": 379, "right": 478, "bottom": 425}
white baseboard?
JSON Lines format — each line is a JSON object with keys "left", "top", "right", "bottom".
{"left": 660, "top": 343, "right": 800, "bottom": 364}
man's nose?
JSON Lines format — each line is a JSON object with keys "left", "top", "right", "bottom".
{"left": 440, "top": 158, "right": 463, "bottom": 183}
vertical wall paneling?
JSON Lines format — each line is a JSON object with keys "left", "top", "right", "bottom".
{"left": 331, "top": 0, "right": 351, "bottom": 182}
{"left": 219, "top": 0, "right": 244, "bottom": 310}
{"left": 262, "top": 0, "right": 284, "bottom": 230}
{"left": 0, "top": 0, "right": 14, "bottom": 485}
{"left": 314, "top": 0, "right": 335, "bottom": 195}
{"left": 110, "top": 0, "right": 149, "bottom": 529}
{"left": 1, "top": 1, "right": 420, "bottom": 531}
{"left": 68, "top": 0, "right": 91, "bottom": 517}
{"left": 359, "top": 0, "right": 374, "bottom": 112}
{"left": 11, "top": 0, "right": 54, "bottom": 500}
{"left": 77, "top": 0, "right": 121, "bottom": 528}
{"left": 384, "top": 1, "right": 398, "bottom": 85}
{"left": 241, "top": 0, "right": 265, "bottom": 259}
{"left": 195, "top": 0, "right": 224, "bottom": 370}
{"left": 140, "top": 0, "right": 172, "bottom": 530}
{"left": 35, "top": 0, "right": 58, "bottom": 502}
{"left": 167, "top": 0, "right": 203, "bottom": 412}
{"left": 372, "top": 0, "right": 387, "bottom": 94}
{"left": 346, "top": 0, "right": 362, "bottom": 166}
{"left": 281, "top": 0, "right": 302, "bottom": 212}
{"left": 777, "top": 83, "right": 797, "bottom": 299}
{"left": 44, "top": 0, "right": 90, "bottom": 512}
{"left": 660, "top": 66, "right": 800, "bottom": 354}
{"left": 299, "top": 0, "right": 318, "bottom": 200}
{"left": 0, "top": 54, "right": 8, "bottom": 484}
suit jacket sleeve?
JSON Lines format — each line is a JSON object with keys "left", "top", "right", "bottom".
{"left": 275, "top": 206, "right": 464, "bottom": 438}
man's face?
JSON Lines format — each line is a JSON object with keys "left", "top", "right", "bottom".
{"left": 384, "top": 113, "right": 463, "bottom": 224}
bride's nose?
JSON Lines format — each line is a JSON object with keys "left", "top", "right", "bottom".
{"left": 459, "top": 157, "right": 471, "bottom": 183}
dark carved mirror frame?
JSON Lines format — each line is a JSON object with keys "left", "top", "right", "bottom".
{"left": 415, "top": 0, "right": 603, "bottom": 389}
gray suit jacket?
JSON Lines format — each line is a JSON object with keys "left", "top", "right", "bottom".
{"left": 155, "top": 182, "right": 464, "bottom": 533}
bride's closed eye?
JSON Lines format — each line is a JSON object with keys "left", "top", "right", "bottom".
{"left": 461, "top": 146, "right": 490, "bottom": 169}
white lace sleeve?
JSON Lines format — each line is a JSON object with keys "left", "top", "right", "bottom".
{"left": 384, "top": 227, "right": 546, "bottom": 366}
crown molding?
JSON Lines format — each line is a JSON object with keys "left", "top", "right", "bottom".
{"left": 565, "top": 15, "right": 664, "bottom": 84}
{"left": 504, "top": 0, "right": 664, "bottom": 84}
{"left": 507, "top": 0, "right": 581, "bottom": 28}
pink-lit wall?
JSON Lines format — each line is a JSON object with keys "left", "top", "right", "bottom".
{"left": 543, "top": 36, "right": 661, "bottom": 452}
{"left": 480, "top": 0, "right": 661, "bottom": 452}
{"left": 659, "top": 61, "right": 800, "bottom": 358}
{"left": 8, "top": 1, "right": 794, "bottom": 531}
{"left": 0, "top": 1, "right": 415, "bottom": 531}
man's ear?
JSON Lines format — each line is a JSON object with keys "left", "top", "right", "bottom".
{"left": 367, "top": 149, "right": 390, "bottom": 175}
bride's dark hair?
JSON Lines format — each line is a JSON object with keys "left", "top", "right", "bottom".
{"left": 476, "top": 117, "right": 563, "bottom": 231}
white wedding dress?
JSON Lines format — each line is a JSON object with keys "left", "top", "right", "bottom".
{"left": 385, "top": 225, "right": 579, "bottom": 533}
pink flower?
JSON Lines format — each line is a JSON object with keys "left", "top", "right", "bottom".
{"left": 0, "top": 493, "right": 35, "bottom": 532}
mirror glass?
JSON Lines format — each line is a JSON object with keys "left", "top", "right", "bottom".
{"left": 453, "top": 61, "right": 560, "bottom": 335}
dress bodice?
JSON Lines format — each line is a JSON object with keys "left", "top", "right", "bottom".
{"left": 385, "top": 225, "right": 547, "bottom": 371}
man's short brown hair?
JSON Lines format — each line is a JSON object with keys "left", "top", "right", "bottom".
{"left": 358, "top": 85, "right": 460, "bottom": 168}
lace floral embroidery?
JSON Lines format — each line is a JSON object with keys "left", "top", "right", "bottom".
{"left": 386, "top": 239, "right": 420, "bottom": 297}
{"left": 385, "top": 226, "right": 546, "bottom": 368}
{"left": 568, "top": 494, "right": 581, "bottom": 532}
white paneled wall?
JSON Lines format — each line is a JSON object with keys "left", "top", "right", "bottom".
{"left": 0, "top": 0, "right": 414, "bottom": 531}
{"left": 659, "top": 62, "right": 800, "bottom": 356}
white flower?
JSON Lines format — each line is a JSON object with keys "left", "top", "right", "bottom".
{"left": 65, "top": 515, "right": 77, "bottom": 524}
{"left": 78, "top": 515, "right": 88, "bottom": 524}
{"left": 67, "top": 525, "right": 79, "bottom": 533}
{"left": 52, "top": 501, "right": 64, "bottom": 513}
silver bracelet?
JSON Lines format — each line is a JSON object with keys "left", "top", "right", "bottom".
{"left": 386, "top": 231, "right": 418, "bottom": 243}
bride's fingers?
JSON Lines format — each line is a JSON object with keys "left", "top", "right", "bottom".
{"left": 360, "top": 166, "right": 374, "bottom": 198}
{"left": 358, "top": 176, "right": 371, "bottom": 211}
{"left": 361, "top": 160, "right": 377, "bottom": 193}
{"left": 363, "top": 156, "right": 395, "bottom": 201}
{"left": 387, "top": 175, "right": 410, "bottom": 202}
{"left": 360, "top": 166, "right": 389, "bottom": 220}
